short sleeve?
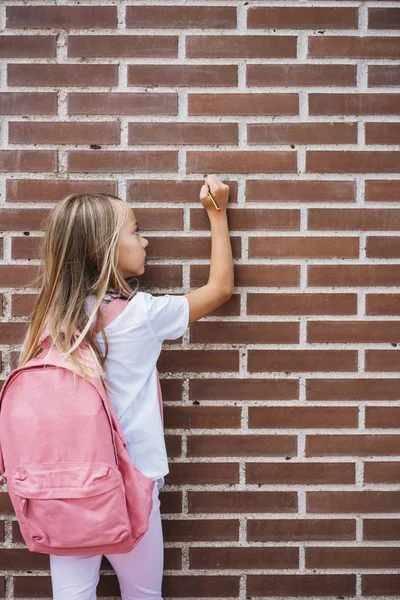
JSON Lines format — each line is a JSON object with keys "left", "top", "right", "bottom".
{"left": 145, "top": 293, "right": 190, "bottom": 341}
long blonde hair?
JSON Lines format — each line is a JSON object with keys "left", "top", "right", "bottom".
{"left": 18, "top": 193, "right": 139, "bottom": 393}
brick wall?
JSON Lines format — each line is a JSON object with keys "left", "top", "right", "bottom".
{"left": 1, "top": 1, "right": 400, "bottom": 598}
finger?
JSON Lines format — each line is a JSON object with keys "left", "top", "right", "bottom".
{"left": 205, "top": 174, "right": 220, "bottom": 191}
{"left": 200, "top": 183, "right": 209, "bottom": 198}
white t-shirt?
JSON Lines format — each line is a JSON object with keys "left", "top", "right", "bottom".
{"left": 85, "top": 291, "right": 190, "bottom": 481}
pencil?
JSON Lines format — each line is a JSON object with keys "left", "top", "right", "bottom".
{"left": 207, "top": 189, "right": 221, "bottom": 212}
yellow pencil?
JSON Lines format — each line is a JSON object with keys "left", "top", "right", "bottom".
{"left": 207, "top": 189, "right": 221, "bottom": 212}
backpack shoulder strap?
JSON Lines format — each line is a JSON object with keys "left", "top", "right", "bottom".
{"left": 92, "top": 297, "right": 128, "bottom": 333}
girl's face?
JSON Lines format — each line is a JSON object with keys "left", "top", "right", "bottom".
{"left": 115, "top": 204, "right": 149, "bottom": 278}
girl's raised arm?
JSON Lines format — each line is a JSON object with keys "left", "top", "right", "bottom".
{"left": 184, "top": 174, "right": 234, "bottom": 325}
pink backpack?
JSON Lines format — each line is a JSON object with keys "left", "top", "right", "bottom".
{"left": 0, "top": 298, "right": 163, "bottom": 556}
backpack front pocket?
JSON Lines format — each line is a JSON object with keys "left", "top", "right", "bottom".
{"left": 12, "top": 463, "right": 131, "bottom": 549}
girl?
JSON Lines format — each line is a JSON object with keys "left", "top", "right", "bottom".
{"left": 18, "top": 174, "right": 234, "bottom": 600}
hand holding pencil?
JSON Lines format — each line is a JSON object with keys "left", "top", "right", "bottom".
{"left": 200, "top": 174, "right": 229, "bottom": 215}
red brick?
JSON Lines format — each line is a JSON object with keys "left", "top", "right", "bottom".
{"left": 306, "top": 547, "right": 400, "bottom": 569}
{"left": 164, "top": 406, "right": 240, "bottom": 429}
{"left": 188, "top": 93, "right": 298, "bottom": 116}
{"left": 7, "top": 208, "right": 183, "bottom": 233}
{"left": 146, "top": 236, "right": 241, "bottom": 260}
{"left": 6, "top": 6, "right": 117, "bottom": 28}
{"left": 166, "top": 463, "right": 239, "bottom": 485}
{"left": 0, "top": 92, "right": 57, "bottom": 115}
{"left": 8, "top": 64, "right": 118, "bottom": 87}
{"left": 246, "top": 462, "right": 355, "bottom": 485}
{"left": 69, "top": 92, "right": 177, "bottom": 116}
{"left": 188, "top": 435, "right": 296, "bottom": 457}
{"left": 307, "top": 151, "right": 400, "bottom": 173}
{"left": 308, "top": 321, "right": 400, "bottom": 343}
{"left": 309, "top": 36, "right": 400, "bottom": 58}
{"left": 128, "top": 179, "right": 238, "bottom": 204}
{"left": 0, "top": 322, "right": 28, "bottom": 344}
{"left": 162, "top": 519, "right": 239, "bottom": 542}
{"left": 0, "top": 151, "right": 56, "bottom": 173}
{"left": 159, "top": 349, "right": 238, "bottom": 373}
{"left": 9, "top": 121, "right": 120, "bottom": 145}
{"left": 128, "top": 122, "right": 237, "bottom": 146}
{"left": 364, "top": 461, "right": 400, "bottom": 484}
{"left": 367, "top": 293, "right": 400, "bottom": 315}
{"left": 69, "top": 35, "right": 178, "bottom": 58}
{"left": 128, "top": 65, "right": 237, "bottom": 87}
{"left": 188, "top": 491, "right": 297, "bottom": 514}
{"left": 363, "top": 574, "right": 400, "bottom": 597}
{"left": 165, "top": 435, "right": 181, "bottom": 458}
{"left": 126, "top": 6, "right": 237, "bottom": 29}
{"left": 159, "top": 491, "right": 182, "bottom": 514}
{"left": 0, "top": 549, "right": 48, "bottom": 570}
{"left": 0, "top": 493, "right": 14, "bottom": 514}
{"left": 163, "top": 576, "right": 239, "bottom": 599}
{"left": 11, "top": 294, "right": 37, "bottom": 317}
{"left": 364, "top": 519, "right": 400, "bottom": 541}
{"left": 207, "top": 295, "right": 241, "bottom": 317}
{"left": 191, "top": 265, "right": 299, "bottom": 288}
{"left": 136, "top": 265, "right": 183, "bottom": 289}
{"left": 187, "top": 151, "right": 296, "bottom": 174}
{"left": 10, "top": 351, "right": 19, "bottom": 371}
{"left": 248, "top": 406, "right": 358, "bottom": 429}
{"left": 366, "top": 122, "right": 400, "bottom": 145}
{"left": 369, "top": 8, "right": 400, "bottom": 29}
{"left": 365, "top": 180, "right": 400, "bottom": 202}
{"left": 307, "top": 491, "right": 400, "bottom": 513}
{"left": 159, "top": 379, "right": 183, "bottom": 403}
{"left": 307, "top": 435, "right": 400, "bottom": 456}
{"left": 0, "top": 577, "right": 6, "bottom": 598}
{"left": 13, "top": 574, "right": 121, "bottom": 597}
{"left": 167, "top": 547, "right": 184, "bottom": 569}
{"left": 67, "top": 151, "right": 177, "bottom": 174}
{"left": 248, "top": 293, "right": 357, "bottom": 316}
{"left": 309, "top": 208, "right": 400, "bottom": 230}
{"left": 190, "top": 547, "right": 298, "bottom": 570}
{"left": 191, "top": 207, "right": 300, "bottom": 231}
{"left": 307, "top": 378, "right": 400, "bottom": 401}
{"left": 189, "top": 378, "right": 298, "bottom": 401}
{"left": 248, "top": 122, "right": 356, "bottom": 144}
{"left": 246, "top": 179, "right": 355, "bottom": 203}
{"left": 0, "top": 35, "right": 56, "bottom": 58}
{"left": 248, "top": 350, "right": 356, "bottom": 373}
{"left": 308, "top": 265, "right": 400, "bottom": 287}
{"left": 6, "top": 179, "right": 117, "bottom": 203}
{"left": 367, "top": 236, "right": 400, "bottom": 258}
{"left": 248, "top": 574, "right": 355, "bottom": 598}
{"left": 190, "top": 321, "right": 298, "bottom": 345}
{"left": 12, "top": 237, "right": 40, "bottom": 260}
{"left": 248, "top": 520, "right": 355, "bottom": 542}
{"left": 187, "top": 36, "right": 296, "bottom": 58}
{"left": 248, "top": 7, "right": 357, "bottom": 29}
{"left": 249, "top": 236, "right": 358, "bottom": 259}
{"left": 366, "top": 350, "right": 400, "bottom": 372}
{"left": 247, "top": 65, "right": 355, "bottom": 87}
{"left": 366, "top": 407, "right": 400, "bottom": 429}
{"left": 369, "top": 65, "right": 400, "bottom": 87}
{"left": 309, "top": 93, "right": 400, "bottom": 115}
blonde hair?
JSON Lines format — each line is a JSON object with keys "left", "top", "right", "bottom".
{"left": 18, "top": 192, "right": 139, "bottom": 393}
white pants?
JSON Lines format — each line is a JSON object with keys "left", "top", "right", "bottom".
{"left": 50, "top": 480, "right": 164, "bottom": 600}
